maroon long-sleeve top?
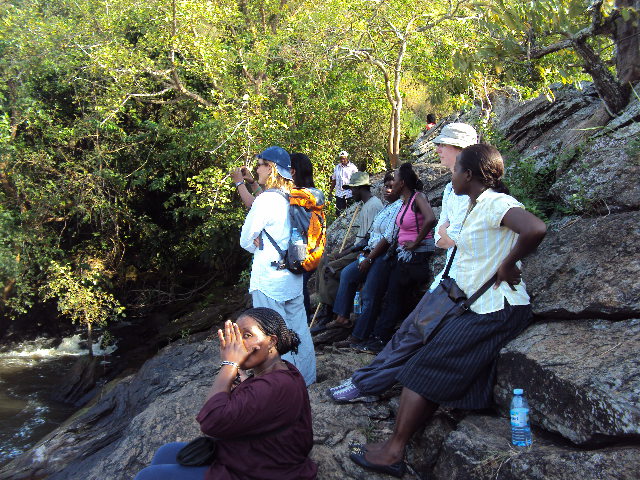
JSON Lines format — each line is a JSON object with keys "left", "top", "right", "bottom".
{"left": 195, "top": 361, "right": 317, "bottom": 480}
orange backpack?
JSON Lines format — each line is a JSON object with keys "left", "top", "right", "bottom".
{"left": 262, "top": 187, "right": 326, "bottom": 274}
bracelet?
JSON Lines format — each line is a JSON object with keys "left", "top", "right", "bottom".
{"left": 220, "top": 361, "right": 240, "bottom": 369}
{"left": 234, "top": 181, "right": 244, "bottom": 188}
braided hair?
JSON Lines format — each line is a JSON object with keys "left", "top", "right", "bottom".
{"left": 458, "top": 144, "right": 509, "bottom": 194}
{"left": 239, "top": 307, "right": 301, "bottom": 355}
{"left": 397, "top": 162, "right": 424, "bottom": 192}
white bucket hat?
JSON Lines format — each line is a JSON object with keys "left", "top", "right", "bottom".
{"left": 432, "top": 123, "right": 478, "bottom": 148}
{"left": 339, "top": 150, "right": 349, "bottom": 157}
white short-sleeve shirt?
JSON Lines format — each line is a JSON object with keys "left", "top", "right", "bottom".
{"left": 454, "top": 189, "right": 530, "bottom": 314}
{"left": 331, "top": 162, "right": 358, "bottom": 199}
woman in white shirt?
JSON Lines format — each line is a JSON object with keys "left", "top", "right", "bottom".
{"left": 239, "top": 146, "right": 316, "bottom": 386}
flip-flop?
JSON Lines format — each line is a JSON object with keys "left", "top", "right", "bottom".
{"left": 349, "top": 451, "right": 406, "bottom": 478}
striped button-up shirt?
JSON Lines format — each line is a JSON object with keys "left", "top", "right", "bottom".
{"left": 455, "top": 189, "right": 530, "bottom": 314}
{"left": 367, "top": 199, "right": 402, "bottom": 250}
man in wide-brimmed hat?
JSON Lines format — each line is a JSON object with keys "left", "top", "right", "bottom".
{"left": 314, "top": 171, "right": 383, "bottom": 332}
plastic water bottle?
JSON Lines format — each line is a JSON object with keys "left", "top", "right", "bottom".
{"left": 353, "top": 291, "right": 362, "bottom": 315}
{"left": 290, "top": 227, "right": 304, "bottom": 245}
{"left": 510, "top": 388, "right": 532, "bottom": 447}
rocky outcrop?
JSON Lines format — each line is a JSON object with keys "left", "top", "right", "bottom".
{"left": 522, "top": 211, "right": 640, "bottom": 318}
{"left": 433, "top": 415, "right": 640, "bottom": 480}
{"left": 495, "top": 319, "right": 640, "bottom": 445}
{"left": 548, "top": 95, "right": 640, "bottom": 214}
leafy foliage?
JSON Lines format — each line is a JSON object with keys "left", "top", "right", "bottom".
{"left": 1, "top": 0, "right": 634, "bottom": 329}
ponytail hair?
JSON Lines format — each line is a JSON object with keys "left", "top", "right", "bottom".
{"left": 458, "top": 144, "right": 509, "bottom": 194}
{"left": 397, "top": 162, "right": 424, "bottom": 192}
{"left": 239, "top": 307, "right": 301, "bottom": 355}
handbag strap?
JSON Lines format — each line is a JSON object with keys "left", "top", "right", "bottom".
{"left": 462, "top": 274, "right": 497, "bottom": 309}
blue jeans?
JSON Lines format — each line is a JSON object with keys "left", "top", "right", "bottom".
{"left": 251, "top": 290, "right": 316, "bottom": 385}
{"left": 333, "top": 256, "right": 393, "bottom": 341}
{"left": 134, "top": 442, "right": 208, "bottom": 480}
{"left": 372, "top": 252, "right": 433, "bottom": 341}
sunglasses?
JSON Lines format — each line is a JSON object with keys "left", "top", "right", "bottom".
{"left": 254, "top": 156, "right": 270, "bottom": 168}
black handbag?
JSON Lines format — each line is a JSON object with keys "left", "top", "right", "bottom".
{"left": 413, "top": 245, "right": 497, "bottom": 344}
{"left": 176, "top": 436, "right": 217, "bottom": 467}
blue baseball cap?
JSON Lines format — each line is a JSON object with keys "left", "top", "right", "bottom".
{"left": 258, "top": 146, "right": 292, "bottom": 180}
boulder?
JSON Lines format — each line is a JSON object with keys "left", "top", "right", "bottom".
{"left": 523, "top": 211, "right": 640, "bottom": 319}
{"left": 548, "top": 95, "right": 640, "bottom": 214}
{"left": 433, "top": 415, "right": 640, "bottom": 480}
{"left": 497, "top": 83, "right": 602, "bottom": 170}
{"left": 494, "top": 318, "right": 640, "bottom": 446}
{"left": 0, "top": 336, "right": 217, "bottom": 480}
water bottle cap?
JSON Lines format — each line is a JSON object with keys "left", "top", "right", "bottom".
{"left": 513, "top": 388, "right": 523, "bottom": 395}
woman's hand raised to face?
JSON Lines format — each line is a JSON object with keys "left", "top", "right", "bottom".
{"left": 218, "top": 320, "right": 253, "bottom": 365}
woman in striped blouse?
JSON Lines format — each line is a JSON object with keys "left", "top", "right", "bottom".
{"left": 349, "top": 144, "right": 547, "bottom": 478}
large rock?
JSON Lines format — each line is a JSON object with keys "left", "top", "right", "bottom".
{"left": 523, "top": 211, "right": 640, "bottom": 318}
{"left": 548, "top": 95, "right": 640, "bottom": 214}
{"left": 433, "top": 415, "right": 640, "bottom": 480}
{"left": 0, "top": 336, "right": 217, "bottom": 480}
{"left": 494, "top": 318, "right": 640, "bottom": 446}
{"left": 497, "top": 83, "right": 602, "bottom": 169}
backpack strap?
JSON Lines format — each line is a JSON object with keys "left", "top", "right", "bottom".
{"left": 258, "top": 188, "right": 289, "bottom": 254}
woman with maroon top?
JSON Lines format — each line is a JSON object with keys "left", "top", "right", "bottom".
{"left": 134, "top": 307, "right": 317, "bottom": 480}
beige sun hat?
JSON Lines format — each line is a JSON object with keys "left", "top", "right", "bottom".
{"left": 432, "top": 123, "right": 478, "bottom": 148}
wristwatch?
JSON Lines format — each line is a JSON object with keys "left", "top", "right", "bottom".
{"left": 234, "top": 181, "right": 244, "bottom": 188}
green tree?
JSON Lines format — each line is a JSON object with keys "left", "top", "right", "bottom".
{"left": 42, "top": 261, "right": 124, "bottom": 357}
{"left": 477, "top": 0, "right": 640, "bottom": 114}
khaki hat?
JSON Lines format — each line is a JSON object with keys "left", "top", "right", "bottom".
{"left": 432, "top": 123, "right": 478, "bottom": 148}
{"left": 343, "top": 171, "right": 370, "bottom": 189}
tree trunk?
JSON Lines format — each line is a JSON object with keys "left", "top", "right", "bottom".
{"left": 392, "top": 104, "right": 401, "bottom": 167}
{"left": 388, "top": 107, "right": 398, "bottom": 168}
{"left": 573, "top": 38, "right": 630, "bottom": 114}
{"left": 614, "top": 0, "right": 640, "bottom": 84}
{"left": 87, "top": 322, "right": 94, "bottom": 359}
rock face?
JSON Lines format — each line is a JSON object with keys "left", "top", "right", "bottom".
{"left": 548, "top": 96, "right": 640, "bottom": 214}
{"left": 3, "top": 83, "right": 640, "bottom": 480}
{"left": 522, "top": 211, "right": 640, "bottom": 318}
{"left": 495, "top": 319, "right": 640, "bottom": 445}
{"left": 433, "top": 415, "right": 640, "bottom": 480}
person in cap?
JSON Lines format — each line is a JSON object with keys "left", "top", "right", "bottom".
{"left": 238, "top": 146, "right": 316, "bottom": 385}
{"left": 431, "top": 122, "right": 478, "bottom": 289}
{"left": 330, "top": 150, "right": 358, "bottom": 214}
{"left": 314, "top": 171, "right": 382, "bottom": 331}
{"left": 326, "top": 123, "right": 479, "bottom": 404}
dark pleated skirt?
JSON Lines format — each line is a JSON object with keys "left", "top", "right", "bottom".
{"left": 396, "top": 302, "right": 532, "bottom": 409}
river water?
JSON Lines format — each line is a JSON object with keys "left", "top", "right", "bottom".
{"left": 0, "top": 335, "right": 116, "bottom": 466}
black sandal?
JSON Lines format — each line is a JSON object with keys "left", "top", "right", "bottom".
{"left": 349, "top": 451, "right": 406, "bottom": 478}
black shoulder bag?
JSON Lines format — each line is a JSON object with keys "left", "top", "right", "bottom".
{"left": 413, "top": 202, "right": 508, "bottom": 343}
{"left": 413, "top": 245, "right": 497, "bottom": 343}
